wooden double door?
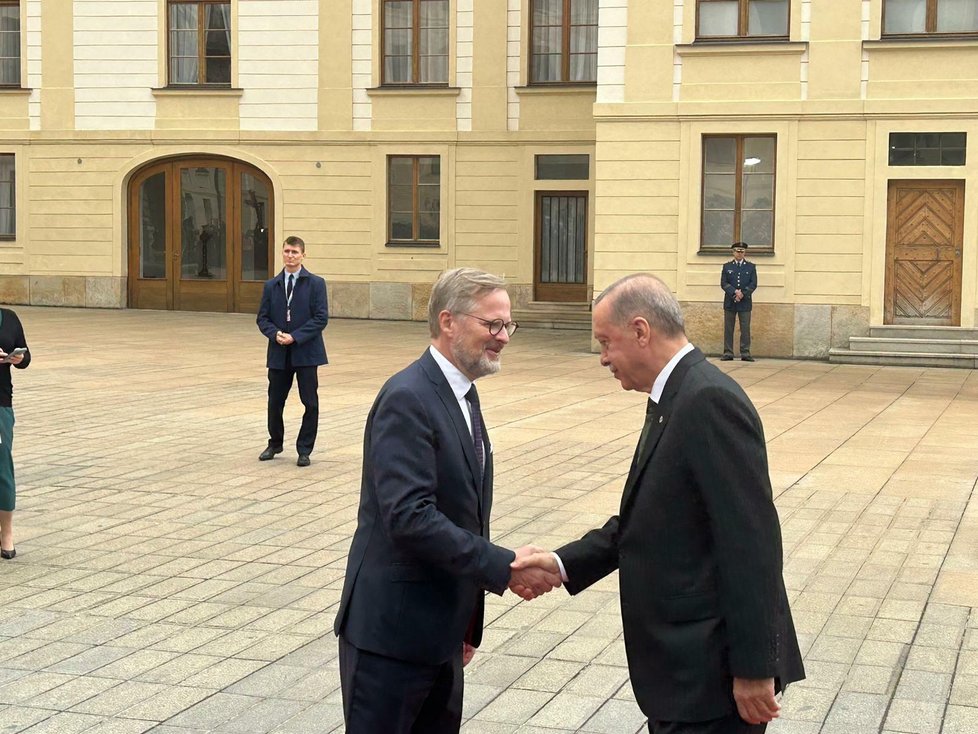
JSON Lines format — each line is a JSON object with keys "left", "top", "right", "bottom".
{"left": 128, "top": 157, "right": 273, "bottom": 313}
{"left": 534, "top": 191, "right": 588, "bottom": 302}
{"left": 885, "top": 179, "right": 964, "bottom": 326}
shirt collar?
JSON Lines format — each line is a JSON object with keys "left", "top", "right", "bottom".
{"left": 284, "top": 266, "right": 303, "bottom": 280}
{"left": 428, "top": 345, "right": 473, "bottom": 401}
{"left": 650, "top": 342, "right": 694, "bottom": 404}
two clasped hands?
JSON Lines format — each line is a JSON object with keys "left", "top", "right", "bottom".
{"left": 507, "top": 545, "right": 561, "bottom": 601}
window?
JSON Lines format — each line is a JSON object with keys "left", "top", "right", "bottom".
{"left": 535, "top": 154, "right": 590, "bottom": 180}
{"left": 697, "top": 0, "right": 789, "bottom": 39}
{"left": 884, "top": 0, "right": 978, "bottom": 34}
{"left": 168, "top": 1, "right": 231, "bottom": 86}
{"left": 0, "top": 154, "right": 14, "bottom": 239}
{"left": 701, "top": 135, "right": 775, "bottom": 250}
{"left": 0, "top": 1, "right": 20, "bottom": 87}
{"left": 383, "top": 0, "right": 449, "bottom": 85}
{"left": 388, "top": 156, "right": 440, "bottom": 246}
{"left": 889, "top": 132, "right": 967, "bottom": 165}
{"left": 530, "top": 0, "right": 598, "bottom": 83}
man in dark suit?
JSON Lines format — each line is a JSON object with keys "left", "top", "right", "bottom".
{"left": 256, "top": 235, "right": 328, "bottom": 467}
{"left": 513, "top": 273, "right": 804, "bottom": 733}
{"left": 721, "top": 241, "right": 757, "bottom": 361}
{"left": 333, "top": 268, "right": 560, "bottom": 734}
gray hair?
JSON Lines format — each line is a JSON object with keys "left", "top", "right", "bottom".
{"left": 594, "top": 273, "right": 685, "bottom": 338}
{"left": 428, "top": 268, "right": 508, "bottom": 337}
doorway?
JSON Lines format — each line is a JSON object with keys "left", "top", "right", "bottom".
{"left": 128, "top": 157, "right": 274, "bottom": 313}
{"left": 884, "top": 179, "right": 963, "bottom": 326}
{"left": 534, "top": 191, "right": 588, "bottom": 302}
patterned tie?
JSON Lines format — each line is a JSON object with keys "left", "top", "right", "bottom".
{"left": 636, "top": 398, "right": 658, "bottom": 460}
{"left": 286, "top": 273, "right": 294, "bottom": 299}
{"left": 466, "top": 384, "right": 485, "bottom": 475}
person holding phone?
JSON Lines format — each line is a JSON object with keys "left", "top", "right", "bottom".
{"left": 0, "top": 307, "right": 29, "bottom": 560}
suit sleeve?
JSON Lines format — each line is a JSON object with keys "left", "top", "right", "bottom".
{"left": 289, "top": 277, "right": 329, "bottom": 345}
{"left": 685, "top": 385, "right": 782, "bottom": 678}
{"left": 555, "top": 515, "right": 621, "bottom": 595}
{"left": 256, "top": 282, "right": 278, "bottom": 340}
{"left": 742, "top": 265, "right": 757, "bottom": 297}
{"left": 720, "top": 265, "right": 736, "bottom": 296}
{"left": 372, "top": 385, "right": 515, "bottom": 595}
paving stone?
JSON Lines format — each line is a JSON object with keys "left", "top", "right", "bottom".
{"left": 525, "top": 691, "right": 605, "bottom": 729}
{"left": 884, "top": 698, "right": 945, "bottom": 734}
{"left": 475, "top": 688, "right": 555, "bottom": 725}
{"left": 942, "top": 705, "right": 978, "bottom": 734}
{"left": 894, "top": 669, "right": 953, "bottom": 702}
{"left": 820, "top": 691, "right": 888, "bottom": 732}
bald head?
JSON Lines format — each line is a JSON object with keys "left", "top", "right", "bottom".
{"left": 595, "top": 273, "right": 686, "bottom": 339}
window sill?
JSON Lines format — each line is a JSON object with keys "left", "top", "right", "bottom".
{"left": 385, "top": 241, "right": 441, "bottom": 249}
{"left": 515, "top": 84, "right": 597, "bottom": 96}
{"left": 152, "top": 87, "right": 243, "bottom": 97}
{"left": 865, "top": 37, "right": 978, "bottom": 50}
{"left": 699, "top": 248, "right": 775, "bottom": 257}
{"left": 677, "top": 41, "right": 806, "bottom": 57}
{"left": 0, "top": 87, "right": 31, "bottom": 95}
{"left": 367, "top": 86, "right": 460, "bottom": 98}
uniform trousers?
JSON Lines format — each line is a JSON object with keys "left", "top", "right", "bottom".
{"left": 723, "top": 309, "right": 752, "bottom": 358}
{"left": 266, "top": 349, "right": 319, "bottom": 455}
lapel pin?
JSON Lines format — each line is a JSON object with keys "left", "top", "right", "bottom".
{"left": 658, "top": 416, "right": 663, "bottom": 423}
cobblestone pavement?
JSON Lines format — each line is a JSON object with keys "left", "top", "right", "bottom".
{"left": 0, "top": 307, "right": 977, "bottom": 734}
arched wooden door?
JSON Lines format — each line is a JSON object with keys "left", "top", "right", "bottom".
{"left": 128, "top": 157, "right": 273, "bottom": 313}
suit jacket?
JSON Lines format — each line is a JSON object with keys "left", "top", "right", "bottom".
{"left": 256, "top": 268, "right": 329, "bottom": 369}
{"left": 333, "top": 349, "right": 514, "bottom": 665}
{"left": 721, "top": 259, "right": 757, "bottom": 312}
{"left": 557, "top": 348, "right": 804, "bottom": 722}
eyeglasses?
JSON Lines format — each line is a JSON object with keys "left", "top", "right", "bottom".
{"left": 462, "top": 313, "right": 520, "bottom": 337}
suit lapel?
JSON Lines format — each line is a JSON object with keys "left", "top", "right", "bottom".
{"left": 419, "top": 351, "right": 484, "bottom": 497}
{"left": 618, "top": 348, "right": 705, "bottom": 516}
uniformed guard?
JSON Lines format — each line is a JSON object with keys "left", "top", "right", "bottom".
{"left": 720, "top": 241, "right": 757, "bottom": 361}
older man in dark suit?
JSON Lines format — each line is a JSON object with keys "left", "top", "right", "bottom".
{"left": 256, "top": 235, "right": 328, "bottom": 467}
{"left": 513, "top": 273, "right": 804, "bottom": 734}
{"left": 333, "top": 268, "right": 560, "bottom": 734}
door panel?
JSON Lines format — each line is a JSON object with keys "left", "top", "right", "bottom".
{"left": 534, "top": 191, "right": 588, "bottom": 302}
{"left": 128, "top": 157, "right": 273, "bottom": 313}
{"left": 884, "top": 180, "right": 963, "bottom": 326}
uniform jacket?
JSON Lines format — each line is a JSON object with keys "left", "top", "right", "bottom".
{"left": 256, "top": 268, "right": 328, "bottom": 369}
{"left": 333, "top": 349, "right": 514, "bottom": 665}
{"left": 721, "top": 259, "right": 757, "bottom": 312}
{"left": 556, "top": 348, "right": 804, "bottom": 722}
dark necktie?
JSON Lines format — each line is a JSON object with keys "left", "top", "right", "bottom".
{"left": 286, "top": 274, "right": 294, "bottom": 299}
{"left": 636, "top": 398, "right": 658, "bottom": 459}
{"left": 466, "top": 384, "right": 485, "bottom": 475}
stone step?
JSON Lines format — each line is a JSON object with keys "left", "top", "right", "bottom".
{"left": 828, "top": 348, "right": 978, "bottom": 368}
{"left": 513, "top": 302, "right": 591, "bottom": 330}
{"left": 868, "top": 325, "right": 978, "bottom": 340}
{"left": 848, "top": 336, "right": 978, "bottom": 355}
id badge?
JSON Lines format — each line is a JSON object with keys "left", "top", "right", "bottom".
{"left": 287, "top": 308, "right": 291, "bottom": 323}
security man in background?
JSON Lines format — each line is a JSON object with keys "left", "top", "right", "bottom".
{"left": 720, "top": 241, "right": 757, "bottom": 362}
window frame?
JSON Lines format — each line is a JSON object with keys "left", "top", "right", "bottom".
{"left": 166, "top": 0, "right": 232, "bottom": 88}
{"left": 0, "top": 153, "right": 15, "bottom": 241}
{"left": 0, "top": 0, "right": 21, "bottom": 88}
{"left": 695, "top": 0, "right": 790, "bottom": 41}
{"left": 528, "top": 0, "right": 599, "bottom": 85}
{"left": 700, "top": 134, "right": 777, "bottom": 253}
{"left": 386, "top": 155, "right": 441, "bottom": 248}
{"left": 381, "top": 0, "right": 450, "bottom": 86}
{"left": 882, "top": 0, "right": 978, "bottom": 37}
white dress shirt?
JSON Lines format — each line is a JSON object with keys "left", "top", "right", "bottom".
{"left": 428, "top": 345, "right": 475, "bottom": 437}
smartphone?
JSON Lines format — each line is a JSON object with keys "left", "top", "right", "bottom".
{"left": 2, "top": 347, "right": 26, "bottom": 363}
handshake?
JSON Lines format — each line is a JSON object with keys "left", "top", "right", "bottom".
{"left": 508, "top": 545, "right": 562, "bottom": 601}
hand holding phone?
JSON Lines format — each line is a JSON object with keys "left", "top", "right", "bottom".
{"left": 1, "top": 347, "right": 26, "bottom": 364}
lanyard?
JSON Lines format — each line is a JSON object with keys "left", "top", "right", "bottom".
{"left": 285, "top": 272, "right": 296, "bottom": 322}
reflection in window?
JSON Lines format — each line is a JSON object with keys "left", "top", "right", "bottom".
{"left": 388, "top": 155, "right": 440, "bottom": 246}
{"left": 169, "top": 1, "right": 231, "bottom": 85}
{"left": 383, "top": 0, "right": 449, "bottom": 84}
{"left": 888, "top": 132, "right": 967, "bottom": 166}
{"left": 180, "top": 167, "right": 227, "bottom": 279}
{"left": 697, "top": 0, "right": 789, "bottom": 39}
{"left": 0, "top": 1, "right": 20, "bottom": 87}
{"left": 139, "top": 172, "right": 166, "bottom": 278}
{"left": 535, "top": 154, "right": 590, "bottom": 180}
{"left": 884, "top": 0, "right": 978, "bottom": 34}
{"left": 701, "top": 135, "right": 776, "bottom": 250}
{"left": 241, "top": 173, "right": 271, "bottom": 281}
{"left": 530, "top": 0, "right": 598, "bottom": 83}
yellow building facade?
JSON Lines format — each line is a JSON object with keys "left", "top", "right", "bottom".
{"left": 1, "top": 1, "right": 977, "bottom": 358}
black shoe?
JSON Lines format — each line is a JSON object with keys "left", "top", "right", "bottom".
{"left": 259, "top": 446, "right": 283, "bottom": 461}
{"left": 1, "top": 548, "right": 15, "bottom": 560}
{"left": 720, "top": 355, "right": 733, "bottom": 361}
{"left": 297, "top": 454, "right": 311, "bottom": 467}
{"left": 742, "top": 356, "right": 755, "bottom": 362}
